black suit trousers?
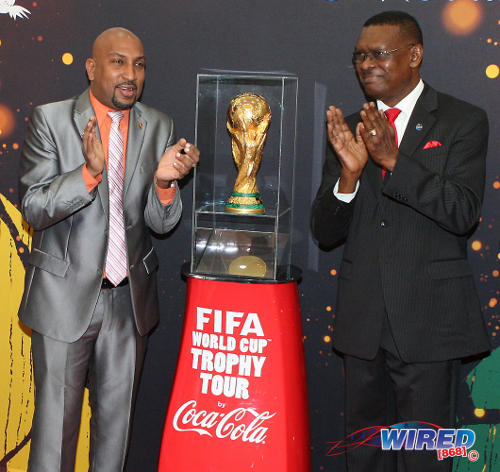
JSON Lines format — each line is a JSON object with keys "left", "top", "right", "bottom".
{"left": 344, "top": 349, "right": 460, "bottom": 472}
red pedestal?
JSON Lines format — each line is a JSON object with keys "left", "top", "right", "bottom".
{"left": 158, "top": 275, "right": 310, "bottom": 471}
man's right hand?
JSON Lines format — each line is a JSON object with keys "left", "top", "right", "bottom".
{"left": 326, "top": 105, "right": 368, "bottom": 193}
{"left": 82, "top": 117, "right": 105, "bottom": 178}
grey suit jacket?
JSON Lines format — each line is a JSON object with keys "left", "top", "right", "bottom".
{"left": 311, "top": 84, "right": 491, "bottom": 362}
{"left": 18, "top": 89, "right": 182, "bottom": 342}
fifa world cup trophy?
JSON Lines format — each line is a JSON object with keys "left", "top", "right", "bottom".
{"left": 225, "top": 93, "right": 271, "bottom": 214}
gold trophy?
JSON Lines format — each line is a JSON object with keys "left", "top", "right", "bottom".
{"left": 225, "top": 93, "right": 272, "bottom": 214}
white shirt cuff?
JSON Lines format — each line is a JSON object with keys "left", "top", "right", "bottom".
{"left": 333, "top": 178, "right": 359, "bottom": 203}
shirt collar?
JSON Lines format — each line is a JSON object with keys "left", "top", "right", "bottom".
{"left": 377, "top": 79, "right": 424, "bottom": 117}
{"left": 88, "top": 90, "right": 130, "bottom": 124}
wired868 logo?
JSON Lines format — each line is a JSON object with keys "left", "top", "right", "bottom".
{"left": 381, "top": 423, "right": 478, "bottom": 462}
{"left": 327, "top": 422, "right": 479, "bottom": 462}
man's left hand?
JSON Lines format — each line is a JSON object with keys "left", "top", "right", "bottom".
{"left": 359, "top": 102, "right": 398, "bottom": 172}
{"left": 155, "top": 138, "right": 200, "bottom": 188}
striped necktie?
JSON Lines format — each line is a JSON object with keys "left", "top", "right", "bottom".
{"left": 382, "top": 107, "right": 401, "bottom": 179}
{"left": 105, "top": 111, "right": 128, "bottom": 286}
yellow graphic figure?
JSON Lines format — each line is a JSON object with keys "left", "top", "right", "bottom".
{"left": 225, "top": 93, "right": 271, "bottom": 214}
{"left": 0, "top": 194, "right": 90, "bottom": 471}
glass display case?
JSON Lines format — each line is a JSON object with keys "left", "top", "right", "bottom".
{"left": 191, "top": 72, "right": 298, "bottom": 280}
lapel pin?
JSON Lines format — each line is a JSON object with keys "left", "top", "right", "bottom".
{"left": 137, "top": 120, "right": 143, "bottom": 129}
{"left": 416, "top": 123, "right": 423, "bottom": 131}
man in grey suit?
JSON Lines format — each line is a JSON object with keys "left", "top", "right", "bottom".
{"left": 311, "top": 11, "right": 490, "bottom": 472}
{"left": 18, "top": 27, "right": 199, "bottom": 471}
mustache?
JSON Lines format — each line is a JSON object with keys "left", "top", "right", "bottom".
{"left": 115, "top": 81, "right": 137, "bottom": 90}
{"left": 360, "top": 71, "right": 382, "bottom": 78}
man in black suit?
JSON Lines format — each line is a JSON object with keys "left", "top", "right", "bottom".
{"left": 311, "top": 11, "right": 490, "bottom": 472}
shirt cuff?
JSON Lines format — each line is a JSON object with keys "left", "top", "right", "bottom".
{"left": 82, "top": 164, "right": 102, "bottom": 192}
{"left": 333, "top": 178, "right": 359, "bottom": 203}
{"left": 155, "top": 181, "right": 177, "bottom": 205}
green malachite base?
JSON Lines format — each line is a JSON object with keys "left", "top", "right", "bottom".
{"left": 225, "top": 192, "right": 265, "bottom": 214}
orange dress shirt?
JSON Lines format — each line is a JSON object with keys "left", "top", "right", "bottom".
{"left": 82, "top": 90, "right": 176, "bottom": 204}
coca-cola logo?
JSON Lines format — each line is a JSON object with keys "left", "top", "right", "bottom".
{"left": 173, "top": 400, "right": 276, "bottom": 444}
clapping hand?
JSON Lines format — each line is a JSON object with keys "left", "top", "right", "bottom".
{"left": 358, "top": 102, "right": 398, "bottom": 172}
{"left": 155, "top": 138, "right": 200, "bottom": 187}
{"left": 82, "top": 117, "right": 105, "bottom": 178}
{"left": 326, "top": 105, "right": 368, "bottom": 192}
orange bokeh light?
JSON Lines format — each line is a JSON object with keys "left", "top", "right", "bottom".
{"left": 62, "top": 52, "right": 74, "bottom": 65}
{"left": 486, "top": 64, "right": 500, "bottom": 79}
{"left": 493, "top": 181, "right": 500, "bottom": 189}
{"left": 0, "top": 104, "right": 16, "bottom": 139}
{"left": 442, "top": 0, "right": 483, "bottom": 36}
{"left": 471, "top": 240, "right": 482, "bottom": 251}
{"left": 489, "top": 298, "right": 498, "bottom": 308}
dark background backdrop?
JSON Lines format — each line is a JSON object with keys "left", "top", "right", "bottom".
{"left": 1, "top": 1, "right": 498, "bottom": 470}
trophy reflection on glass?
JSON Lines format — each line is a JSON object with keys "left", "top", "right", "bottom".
{"left": 225, "top": 93, "right": 272, "bottom": 215}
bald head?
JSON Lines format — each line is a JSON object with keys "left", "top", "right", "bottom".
{"left": 91, "top": 27, "right": 143, "bottom": 57}
{"left": 86, "top": 27, "right": 146, "bottom": 110}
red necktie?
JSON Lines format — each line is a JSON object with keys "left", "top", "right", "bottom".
{"left": 382, "top": 108, "right": 401, "bottom": 179}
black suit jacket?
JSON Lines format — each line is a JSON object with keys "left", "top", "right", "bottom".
{"left": 311, "top": 84, "right": 491, "bottom": 362}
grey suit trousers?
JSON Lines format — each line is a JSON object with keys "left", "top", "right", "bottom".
{"left": 28, "top": 284, "right": 147, "bottom": 472}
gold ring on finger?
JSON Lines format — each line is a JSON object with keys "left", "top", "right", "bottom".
{"left": 369, "top": 129, "right": 377, "bottom": 136}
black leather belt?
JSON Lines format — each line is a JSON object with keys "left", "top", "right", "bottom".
{"left": 101, "top": 277, "right": 129, "bottom": 289}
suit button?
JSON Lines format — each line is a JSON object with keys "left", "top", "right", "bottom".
{"left": 380, "top": 220, "right": 387, "bottom": 227}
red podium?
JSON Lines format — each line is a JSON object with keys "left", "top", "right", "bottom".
{"left": 158, "top": 274, "right": 310, "bottom": 471}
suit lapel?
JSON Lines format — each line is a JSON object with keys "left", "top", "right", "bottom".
{"left": 361, "top": 85, "right": 438, "bottom": 198}
{"left": 124, "top": 105, "right": 147, "bottom": 198}
{"left": 74, "top": 90, "right": 94, "bottom": 139}
{"left": 73, "top": 89, "right": 109, "bottom": 218}
{"left": 399, "top": 84, "right": 438, "bottom": 158}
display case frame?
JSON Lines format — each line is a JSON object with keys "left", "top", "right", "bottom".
{"left": 191, "top": 72, "right": 298, "bottom": 281}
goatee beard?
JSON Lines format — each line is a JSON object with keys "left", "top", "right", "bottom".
{"left": 112, "top": 95, "right": 135, "bottom": 110}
